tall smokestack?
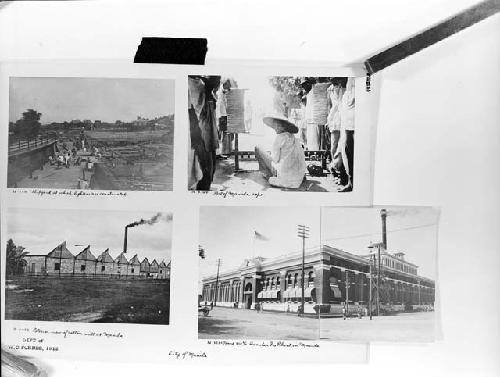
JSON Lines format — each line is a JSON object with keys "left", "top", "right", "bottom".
{"left": 381, "top": 209, "right": 387, "bottom": 250}
{"left": 123, "top": 226, "right": 128, "bottom": 253}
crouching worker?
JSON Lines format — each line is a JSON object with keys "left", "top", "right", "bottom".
{"left": 255, "top": 116, "right": 306, "bottom": 189}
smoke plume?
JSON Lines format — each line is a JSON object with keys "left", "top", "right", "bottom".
{"left": 125, "top": 212, "right": 172, "bottom": 228}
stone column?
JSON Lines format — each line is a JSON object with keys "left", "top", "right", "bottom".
{"left": 239, "top": 277, "right": 245, "bottom": 305}
{"left": 340, "top": 268, "right": 347, "bottom": 301}
{"left": 357, "top": 273, "right": 365, "bottom": 304}
{"left": 348, "top": 270, "right": 356, "bottom": 302}
{"left": 251, "top": 274, "right": 260, "bottom": 309}
{"left": 313, "top": 264, "right": 331, "bottom": 305}
{"left": 279, "top": 270, "right": 287, "bottom": 303}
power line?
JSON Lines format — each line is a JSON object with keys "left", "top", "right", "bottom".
{"left": 322, "top": 223, "right": 437, "bottom": 243}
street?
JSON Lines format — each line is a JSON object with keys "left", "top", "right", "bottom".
{"left": 199, "top": 307, "right": 435, "bottom": 342}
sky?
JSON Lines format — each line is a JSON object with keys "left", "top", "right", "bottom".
{"left": 321, "top": 207, "right": 439, "bottom": 279}
{"left": 7, "top": 208, "right": 172, "bottom": 263}
{"left": 199, "top": 206, "right": 439, "bottom": 280}
{"left": 9, "top": 77, "right": 175, "bottom": 124}
{"left": 199, "top": 206, "right": 321, "bottom": 279}
{"left": 226, "top": 74, "right": 294, "bottom": 150}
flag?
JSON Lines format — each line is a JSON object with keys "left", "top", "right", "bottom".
{"left": 254, "top": 230, "right": 269, "bottom": 241}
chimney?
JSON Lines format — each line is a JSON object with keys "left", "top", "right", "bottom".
{"left": 123, "top": 226, "right": 128, "bottom": 253}
{"left": 380, "top": 209, "right": 387, "bottom": 250}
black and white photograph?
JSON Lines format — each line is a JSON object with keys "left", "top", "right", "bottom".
{"left": 5, "top": 208, "right": 172, "bottom": 325}
{"left": 198, "top": 206, "right": 438, "bottom": 342}
{"left": 318, "top": 207, "right": 438, "bottom": 342}
{"left": 188, "top": 76, "right": 356, "bottom": 192}
{"left": 8, "top": 77, "right": 175, "bottom": 191}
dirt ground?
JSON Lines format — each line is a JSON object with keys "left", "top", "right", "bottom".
{"left": 211, "top": 157, "right": 341, "bottom": 192}
{"left": 5, "top": 276, "right": 170, "bottom": 325}
{"left": 199, "top": 307, "right": 435, "bottom": 342}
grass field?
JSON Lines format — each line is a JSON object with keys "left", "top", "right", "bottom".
{"left": 5, "top": 276, "right": 170, "bottom": 325}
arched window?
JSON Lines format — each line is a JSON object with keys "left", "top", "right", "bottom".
{"left": 276, "top": 276, "right": 280, "bottom": 287}
{"left": 308, "top": 271, "right": 314, "bottom": 287}
{"left": 287, "top": 274, "right": 292, "bottom": 287}
{"left": 294, "top": 273, "right": 299, "bottom": 287}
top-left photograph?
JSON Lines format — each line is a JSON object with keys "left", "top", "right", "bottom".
{"left": 7, "top": 77, "right": 175, "bottom": 191}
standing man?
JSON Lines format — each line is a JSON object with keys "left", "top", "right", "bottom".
{"left": 188, "top": 76, "right": 221, "bottom": 190}
{"left": 326, "top": 77, "right": 345, "bottom": 167}
{"left": 338, "top": 77, "right": 355, "bottom": 192}
{"left": 216, "top": 79, "right": 233, "bottom": 158}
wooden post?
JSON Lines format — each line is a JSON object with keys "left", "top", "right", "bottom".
{"left": 234, "top": 133, "right": 239, "bottom": 172}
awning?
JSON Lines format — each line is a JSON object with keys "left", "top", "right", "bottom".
{"left": 330, "top": 286, "right": 342, "bottom": 298}
{"left": 304, "top": 287, "right": 315, "bottom": 299}
{"left": 270, "top": 289, "right": 280, "bottom": 299}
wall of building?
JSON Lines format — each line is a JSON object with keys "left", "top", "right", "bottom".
{"left": 24, "top": 256, "right": 46, "bottom": 274}
{"left": 73, "top": 259, "right": 97, "bottom": 275}
{"left": 201, "top": 252, "right": 435, "bottom": 313}
{"left": 45, "top": 256, "right": 74, "bottom": 275}
{"left": 23, "top": 256, "right": 169, "bottom": 279}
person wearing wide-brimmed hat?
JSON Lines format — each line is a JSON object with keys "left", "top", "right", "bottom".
{"left": 254, "top": 116, "right": 306, "bottom": 189}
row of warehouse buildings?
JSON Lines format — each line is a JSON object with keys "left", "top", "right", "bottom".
{"left": 23, "top": 241, "right": 170, "bottom": 279}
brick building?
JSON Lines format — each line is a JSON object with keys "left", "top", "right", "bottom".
{"left": 200, "top": 245, "right": 435, "bottom": 314}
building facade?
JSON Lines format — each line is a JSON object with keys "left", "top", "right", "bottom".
{"left": 23, "top": 242, "right": 170, "bottom": 280}
{"left": 200, "top": 245, "right": 435, "bottom": 314}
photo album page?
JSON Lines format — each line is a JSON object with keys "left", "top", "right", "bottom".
{"left": 0, "top": 59, "right": 439, "bottom": 366}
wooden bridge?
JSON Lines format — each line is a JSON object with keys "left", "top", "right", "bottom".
{"left": 8, "top": 134, "right": 57, "bottom": 157}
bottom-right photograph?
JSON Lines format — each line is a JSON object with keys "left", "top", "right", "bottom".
{"left": 198, "top": 206, "right": 438, "bottom": 342}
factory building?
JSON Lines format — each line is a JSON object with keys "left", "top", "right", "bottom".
{"left": 23, "top": 242, "right": 170, "bottom": 280}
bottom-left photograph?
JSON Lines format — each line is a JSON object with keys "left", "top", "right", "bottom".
{"left": 4, "top": 207, "right": 172, "bottom": 325}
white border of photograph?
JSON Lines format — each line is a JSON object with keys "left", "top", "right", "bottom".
{"left": 0, "top": 60, "right": 369, "bottom": 364}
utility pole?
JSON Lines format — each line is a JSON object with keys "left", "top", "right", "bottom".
{"left": 377, "top": 243, "right": 381, "bottom": 316}
{"left": 214, "top": 258, "right": 221, "bottom": 307}
{"left": 369, "top": 255, "right": 373, "bottom": 320}
{"left": 297, "top": 225, "right": 310, "bottom": 317}
{"left": 418, "top": 279, "right": 421, "bottom": 306}
{"left": 345, "top": 271, "right": 350, "bottom": 316}
{"left": 368, "top": 242, "right": 383, "bottom": 318}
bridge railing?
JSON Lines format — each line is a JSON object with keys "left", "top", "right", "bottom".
{"left": 8, "top": 134, "right": 57, "bottom": 154}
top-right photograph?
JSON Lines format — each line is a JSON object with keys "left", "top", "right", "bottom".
{"left": 188, "top": 75, "right": 357, "bottom": 192}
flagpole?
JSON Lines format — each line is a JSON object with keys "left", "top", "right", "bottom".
{"left": 252, "top": 231, "right": 256, "bottom": 259}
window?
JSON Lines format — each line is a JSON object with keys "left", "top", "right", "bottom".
{"left": 101, "top": 266, "right": 105, "bottom": 272}
{"left": 131, "top": 268, "right": 134, "bottom": 273}
{"left": 80, "top": 265, "right": 86, "bottom": 271}
{"left": 54, "top": 263, "right": 60, "bottom": 271}
{"left": 308, "top": 271, "right": 314, "bottom": 282}
{"left": 160, "top": 270, "right": 162, "bottom": 274}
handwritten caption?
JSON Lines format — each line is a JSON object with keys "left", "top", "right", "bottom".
{"left": 5, "top": 326, "right": 125, "bottom": 353}
{"left": 168, "top": 350, "right": 208, "bottom": 360}
{"left": 11, "top": 188, "right": 127, "bottom": 197}
{"left": 206, "top": 340, "right": 320, "bottom": 349}
{"left": 192, "top": 190, "right": 263, "bottom": 199}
